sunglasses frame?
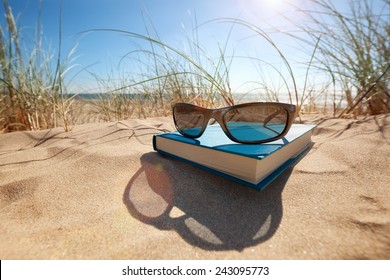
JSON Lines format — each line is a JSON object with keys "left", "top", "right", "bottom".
{"left": 172, "top": 102, "right": 297, "bottom": 144}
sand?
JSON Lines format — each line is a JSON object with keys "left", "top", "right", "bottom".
{"left": 0, "top": 114, "right": 389, "bottom": 260}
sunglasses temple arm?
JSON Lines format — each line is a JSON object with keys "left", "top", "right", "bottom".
{"left": 263, "top": 109, "right": 284, "bottom": 126}
{"left": 263, "top": 124, "right": 283, "bottom": 136}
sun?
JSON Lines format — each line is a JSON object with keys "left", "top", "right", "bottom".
{"left": 265, "top": 0, "right": 287, "bottom": 10}
{"left": 243, "top": 0, "right": 290, "bottom": 16}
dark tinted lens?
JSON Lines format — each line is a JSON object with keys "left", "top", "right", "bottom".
{"left": 173, "top": 105, "right": 205, "bottom": 137}
{"left": 223, "top": 104, "right": 288, "bottom": 142}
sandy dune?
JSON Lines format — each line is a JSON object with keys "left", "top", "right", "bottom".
{"left": 0, "top": 114, "right": 389, "bottom": 259}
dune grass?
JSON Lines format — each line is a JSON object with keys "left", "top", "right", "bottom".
{"left": 0, "top": 0, "right": 77, "bottom": 132}
{"left": 0, "top": 0, "right": 389, "bottom": 133}
{"left": 291, "top": 0, "right": 390, "bottom": 116}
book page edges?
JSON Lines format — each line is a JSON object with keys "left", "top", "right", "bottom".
{"left": 155, "top": 136, "right": 258, "bottom": 179}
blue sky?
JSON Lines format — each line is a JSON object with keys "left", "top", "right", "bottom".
{"left": 1, "top": 0, "right": 386, "bottom": 96}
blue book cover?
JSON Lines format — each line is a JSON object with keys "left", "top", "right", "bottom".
{"left": 153, "top": 124, "right": 315, "bottom": 191}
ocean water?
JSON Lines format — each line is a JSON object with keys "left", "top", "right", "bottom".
{"left": 69, "top": 92, "right": 273, "bottom": 102}
{"left": 67, "top": 91, "right": 347, "bottom": 108}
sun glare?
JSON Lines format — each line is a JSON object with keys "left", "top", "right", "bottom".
{"left": 243, "top": 0, "right": 289, "bottom": 17}
{"left": 266, "top": 0, "right": 286, "bottom": 9}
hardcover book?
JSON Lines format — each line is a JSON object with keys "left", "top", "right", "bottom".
{"left": 153, "top": 123, "right": 315, "bottom": 191}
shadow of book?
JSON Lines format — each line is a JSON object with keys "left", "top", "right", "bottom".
{"left": 122, "top": 150, "right": 307, "bottom": 251}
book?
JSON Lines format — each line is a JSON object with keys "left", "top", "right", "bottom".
{"left": 153, "top": 123, "right": 315, "bottom": 191}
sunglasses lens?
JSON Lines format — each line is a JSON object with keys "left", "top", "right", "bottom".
{"left": 223, "top": 105, "right": 289, "bottom": 142}
{"left": 173, "top": 105, "right": 204, "bottom": 137}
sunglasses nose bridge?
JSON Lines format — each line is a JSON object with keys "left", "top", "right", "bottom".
{"left": 207, "top": 108, "right": 225, "bottom": 126}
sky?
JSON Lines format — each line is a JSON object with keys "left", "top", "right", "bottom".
{"left": 0, "top": 0, "right": 387, "bottom": 97}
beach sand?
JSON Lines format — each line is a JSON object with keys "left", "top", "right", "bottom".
{"left": 0, "top": 114, "right": 389, "bottom": 259}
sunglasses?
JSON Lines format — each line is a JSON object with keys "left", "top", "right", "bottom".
{"left": 172, "top": 102, "right": 296, "bottom": 144}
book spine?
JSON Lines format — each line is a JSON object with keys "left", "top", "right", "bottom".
{"left": 152, "top": 135, "right": 157, "bottom": 151}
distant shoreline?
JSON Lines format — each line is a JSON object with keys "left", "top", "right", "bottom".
{"left": 66, "top": 92, "right": 287, "bottom": 102}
